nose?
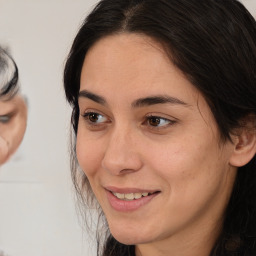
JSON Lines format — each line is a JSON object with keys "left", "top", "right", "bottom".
{"left": 101, "top": 126, "right": 143, "bottom": 175}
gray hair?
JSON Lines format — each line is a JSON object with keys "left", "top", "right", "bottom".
{"left": 0, "top": 46, "right": 19, "bottom": 99}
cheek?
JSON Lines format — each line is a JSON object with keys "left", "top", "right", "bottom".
{"left": 145, "top": 132, "right": 228, "bottom": 198}
{"left": 143, "top": 140, "right": 232, "bottom": 234}
{"left": 0, "top": 136, "right": 9, "bottom": 164}
{"left": 76, "top": 129, "right": 104, "bottom": 179}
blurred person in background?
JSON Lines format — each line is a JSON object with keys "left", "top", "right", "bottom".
{"left": 0, "top": 46, "right": 27, "bottom": 256}
{"left": 0, "top": 46, "right": 27, "bottom": 165}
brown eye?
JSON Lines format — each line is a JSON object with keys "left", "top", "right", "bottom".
{"left": 88, "top": 113, "right": 100, "bottom": 123}
{"left": 82, "top": 112, "right": 107, "bottom": 124}
{"left": 146, "top": 115, "right": 174, "bottom": 128}
{"left": 148, "top": 117, "right": 161, "bottom": 126}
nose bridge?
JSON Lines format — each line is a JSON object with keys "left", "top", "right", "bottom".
{"left": 101, "top": 122, "right": 142, "bottom": 174}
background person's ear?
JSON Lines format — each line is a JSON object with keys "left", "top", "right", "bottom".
{"left": 0, "top": 95, "right": 27, "bottom": 165}
{"left": 229, "top": 116, "right": 256, "bottom": 167}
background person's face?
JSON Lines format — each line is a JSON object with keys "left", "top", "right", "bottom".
{"left": 76, "top": 34, "right": 237, "bottom": 249}
{"left": 0, "top": 95, "right": 27, "bottom": 164}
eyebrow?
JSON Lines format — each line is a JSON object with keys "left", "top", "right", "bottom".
{"left": 131, "top": 95, "right": 188, "bottom": 108}
{"left": 78, "top": 90, "right": 189, "bottom": 108}
{"left": 78, "top": 90, "right": 106, "bottom": 105}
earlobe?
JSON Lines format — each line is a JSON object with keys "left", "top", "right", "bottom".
{"left": 229, "top": 127, "right": 256, "bottom": 167}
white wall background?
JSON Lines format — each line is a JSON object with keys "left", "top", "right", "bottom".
{"left": 0, "top": 1, "right": 98, "bottom": 255}
{"left": 0, "top": 0, "right": 255, "bottom": 256}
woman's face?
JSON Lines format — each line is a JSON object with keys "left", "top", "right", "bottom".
{"left": 77, "top": 34, "right": 237, "bottom": 248}
{"left": 0, "top": 95, "right": 27, "bottom": 164}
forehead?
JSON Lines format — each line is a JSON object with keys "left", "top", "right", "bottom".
{"left": 80, "top": 33, "right": 200, "bottom": 105}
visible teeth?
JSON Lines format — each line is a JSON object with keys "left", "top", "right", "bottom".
{"left": 134, "top": 193, "right": 142, "bottom": 199}
{"left": 113, "top": 192, "right": 151, "bottom": 200}
{"left": 115, "top": 193, "right": 124, "bottom": 199}
{"left": 125, "top": 193, "right": 134, "bottom": 200}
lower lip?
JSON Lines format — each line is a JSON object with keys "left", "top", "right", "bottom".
{"left": 106, "top": 190, "right": 159, "bottom": 212}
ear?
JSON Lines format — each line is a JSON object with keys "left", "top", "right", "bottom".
{"left": 229, "top": 118, "right": 256, "bottom": 167}
{"left": 0, "top": 95, "right": 27, "bottom": 165}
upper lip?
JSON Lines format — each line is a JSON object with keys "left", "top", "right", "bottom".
{"left": 105, "top": 186, "right": 160, "bottom": 194}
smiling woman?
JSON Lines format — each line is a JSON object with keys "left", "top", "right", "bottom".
{"left": 63, "top": 0, "right": 256, "bottom": 256}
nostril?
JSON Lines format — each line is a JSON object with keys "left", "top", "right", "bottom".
{"left": 119, "top": 168, "right": 136, "bottom": 174}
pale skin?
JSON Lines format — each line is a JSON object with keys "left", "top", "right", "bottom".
{"left": 0, "top": 94, "right": 27, "bottom": 164}
{"left": 76, "top": 33, "right": 256, "bottom": 256}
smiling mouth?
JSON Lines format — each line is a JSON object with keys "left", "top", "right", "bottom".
{"left": 112, "top": 191, "right": 159, "bottom": 201}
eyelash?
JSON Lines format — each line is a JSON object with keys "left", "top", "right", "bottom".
{"left": 143, "top": 115, "right": 176, "bottom": 130}
{"left": 81, "top": 111, "right": 176, "bottom": 130}
{"left": 81, "top": 111, "right": 109, "bottom": 130}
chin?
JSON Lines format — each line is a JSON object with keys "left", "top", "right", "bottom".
{"left": 109, "top": 226, "right": 155, "bottom": 245}
{"left": 113, "top": 235, "right": 149, "bottom": 246}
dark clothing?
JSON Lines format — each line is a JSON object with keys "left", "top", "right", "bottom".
{"left": 103, "top": 236, "right": 256, "bottom": 256}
